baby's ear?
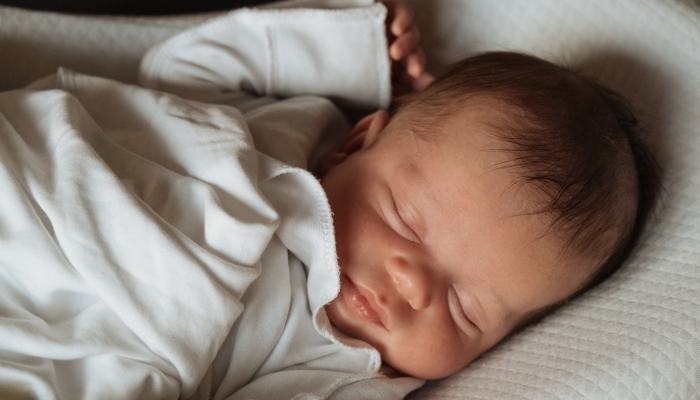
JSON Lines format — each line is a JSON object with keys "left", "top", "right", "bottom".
{"left": 340, "top": 110, "right": 389, "bottom": 155}
{"left": 314, "top": 110, "right": 389, "bottom": 177}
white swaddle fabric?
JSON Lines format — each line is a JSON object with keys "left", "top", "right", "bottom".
{"left": 0, "top": 69, "right": 279, "bottom": 398}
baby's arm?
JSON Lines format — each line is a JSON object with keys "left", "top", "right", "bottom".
{"left": 140, "top": 1, "right": 396, "bottom": 109}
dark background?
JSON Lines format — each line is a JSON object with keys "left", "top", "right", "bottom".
{"left": 0, "top": 0, "right": 274, "bottom": 15}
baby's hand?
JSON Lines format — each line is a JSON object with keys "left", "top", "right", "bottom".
{"left": 384, "top": 1, "right": 434, "bottom": 100}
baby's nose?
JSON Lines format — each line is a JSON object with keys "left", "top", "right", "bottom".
{"left": 386, "top": 257, "right": 432, "bottom": 310}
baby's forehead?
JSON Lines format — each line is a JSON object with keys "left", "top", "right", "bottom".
{"left": 394, "top": 95, "right": 525, "bottom": 150}
{"left": 387, "top": 124, "right": 550, "bottom": 224}
{"left": 392, "top": 117, "right": 581, "bottom": 251}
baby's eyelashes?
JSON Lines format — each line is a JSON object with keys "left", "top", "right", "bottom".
{"left": 390, "top": 197, "right": 422, "bottom": 243}
{"left": 448, "top": 286, "right": 480, "bottom": 334}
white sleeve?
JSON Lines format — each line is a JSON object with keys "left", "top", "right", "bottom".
{"left": 139, "top": 0, "right": 391, "bottom": 109}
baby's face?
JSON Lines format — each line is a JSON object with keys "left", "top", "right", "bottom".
{"left": 321, "top": 102, "right": 591, "bottom": 379}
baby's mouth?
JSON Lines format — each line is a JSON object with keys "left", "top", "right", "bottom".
{"left": 341, "top": 274, "right": 386, "bottom": 328}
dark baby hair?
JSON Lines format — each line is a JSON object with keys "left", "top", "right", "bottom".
{"left": 397, "top": 52, "right": 661, "bottom": 316}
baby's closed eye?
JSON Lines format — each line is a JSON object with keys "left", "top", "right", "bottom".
{"left": 448, "top": 286, "right": 480, "bottom": 335}
{"left": 389, "top": 196, "right": 421, "bottom": 243}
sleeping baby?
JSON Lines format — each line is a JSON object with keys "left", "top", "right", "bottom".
{"left": 0, "top": 0, "right": 659, "bottom": 399}
{"left": 320, "top": 50, "right": 661, "bottom": 380}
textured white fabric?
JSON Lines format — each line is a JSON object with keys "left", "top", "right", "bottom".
{"left": 139, "top": 2, "right": 391, "bottom": 109}
{"left": 0, "top": 7, "right": 212, "bottom": 91}
{"left": 1, "top": 0, "right": 700, "bottom": 398}
{"left": 0, "top": 69, "right": 278, "bottom": 399}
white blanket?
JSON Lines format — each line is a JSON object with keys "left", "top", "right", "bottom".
{"left": 0, "top": 69, "right": 277, "bottom": 398}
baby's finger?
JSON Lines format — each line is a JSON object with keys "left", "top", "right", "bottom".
{"left": 412, "top": 71, "right": 435, "bottom": 91}
{"left": 389, "top": 26, "right": 419, "bottom": 61}
{"left": 386, "top": 1, "right": 413, "bottom": 37}
{"left": 406, "top": 50, "right": 426, "bottom": 78}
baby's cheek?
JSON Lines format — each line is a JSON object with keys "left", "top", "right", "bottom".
{"left": 384, "top": 323, "right": 472, "bottom": 380}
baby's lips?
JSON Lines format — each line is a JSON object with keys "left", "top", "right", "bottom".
{"left": 343, "top": 275, "right": 388, "bottom": 329}
{"left": 355, "top": 281, "right": 390, "bottom": 328}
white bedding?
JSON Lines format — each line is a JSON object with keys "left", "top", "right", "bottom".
{"left": 1, "top": 0, "right": 700, "bottom": 398}
{"left": 0, "top": 68, "right": 279, "bottom": 398}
